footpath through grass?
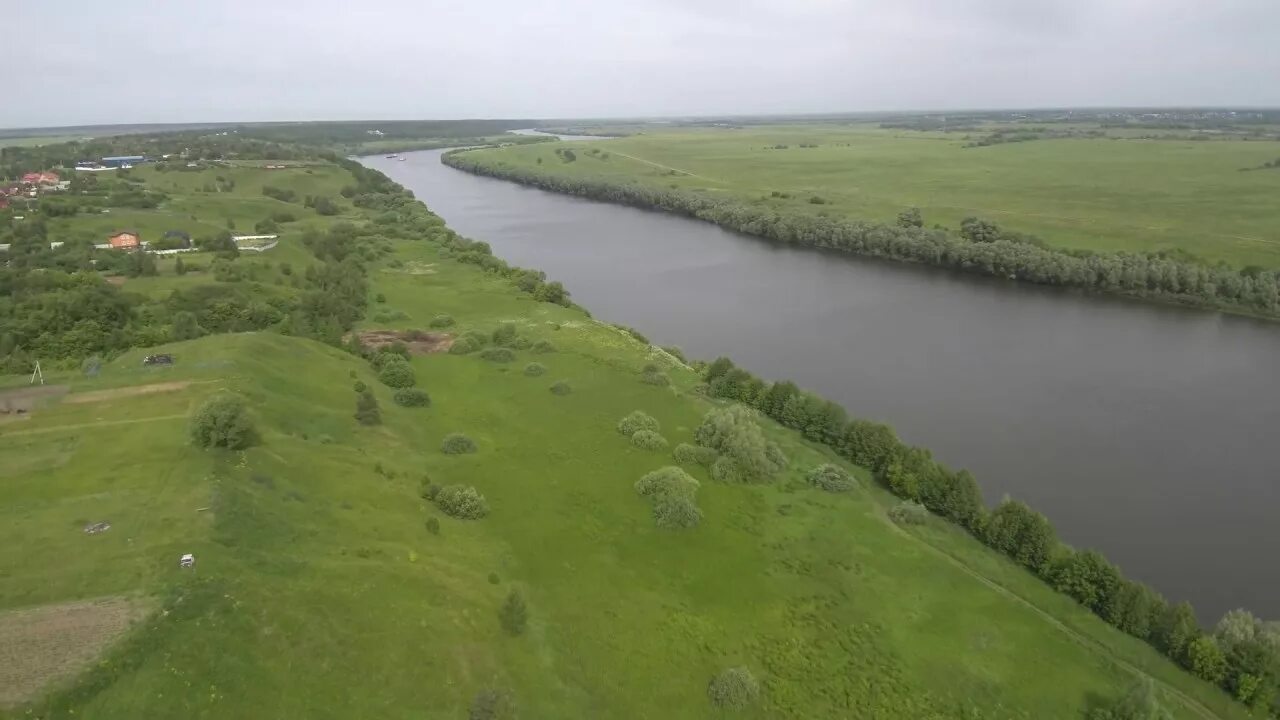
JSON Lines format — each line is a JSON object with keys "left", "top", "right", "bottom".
{"left": 0, "top": 159, "right": 1257, "bottom": 719}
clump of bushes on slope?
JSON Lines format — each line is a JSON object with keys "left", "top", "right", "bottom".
{"left": 523, "top": 362, "right": 546, "bottom": 377}
{"left": 673, "top": 443, "right": 718, "bottom": 467}
{"left": 694, "top": 405, "right": 787, "bottom": 483}
{"left": 393, "top": 387, "right": 430, "bottom": 407}
{"left": 635, "top": 466, "right": 702, "bottom": 529}
{"left": 630, "top": 430, "right": 669, "bottom": 451}
{"left": 616, "top": 410, "right": 660, "bottom": 437}
{"left": 549, "top": 380, "right": 572, "bottom": 396}
{"left": 479, "top": 347, "right": 516, "bottom": 363}
{"left": 640, "top": 363, "right": 670, "bottom": 387}
{"left": 450, "top": 330, "right": 489, "bottom": 355}
{"left": 707, "top": 667, "right": 760, "bottom": 709}
{"left": 378, "top": 359, "right": 416, "bottom": 388}
{"left": 354, "top": 388, "right": 381, "bottom": 425}
{"left": 441, "top": 433, "right": 477, "bottom": 454}
{"left": 434, "top": 484, "right": 489, "bottom": 519}
{"left": 491, "top": 322, "right": 519, "bottom": 347}
{"left": 429, "top": 313, "right": 455, "bottom": 328}
{"left": 807, "top": 463, "right": 857, "bottom": 492}
{"left": 190, "top": 394, "right": 257, "bottom": 449}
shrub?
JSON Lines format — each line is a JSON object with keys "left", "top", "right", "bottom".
{"left": 479, "top": 347, "right": 516, "bottom": 363}
{"left": 673, "top": 443, "right": 719, "bottom": 467}
{"left": 662, "top": 346, "right": 686, "bottom": 363}
{"left": 435, "top": 484, "right": 489, "bottom": 519}
{"left": 488, "top": 572, "right": 500, "bottom": 584}
{"left": 372, "top": 309, "right": 409, "bottom": 322}
{"left": 353, "top": 380, "right": 367, "bottom": 393}
{"left": 190, "top": 394, "right": 256, "bottom": 449}
{"left": 635, "top": 466, "right": 700, "bottom": 500}
{"left": 499, "top": 589, "right": 527, "bottom": 635}
{"left": 696, "top": 406, "right": 786, "bottom": 483}
{"left": 491, "top": 322, "right": 518, "bottom": 347}
{"left": 654, "top": 495, "right": 702, "bottom": 529}
{"left": 393, "top": 388, "right": 430, "bottom": 407}
{"left": 469, "top": 688, "right": 515, "bottom": 720}
{"left": 425, "top": 517, "right": 440, "bottom": 535}
{"left": 510, "top": 336, "right": 532, "bottom": 350}
{"left": 889, "top": 500, "right": 930, "bottom": 526}
{"left": 449, "top": 336, "right": 482, "bottom": 355}
{"left": 807, "top": 463, "right": 856, "bottom": 492}
{"left": 616, "top": 410, "right": 660, "bottom": 437}
{"left": 461, "top": 329, "right": 488, "bottom": 346}
{"left": 374, "top": 293, "right": 386, "bottom": 304}
{"left": 378, "top": 361, "right": 415, "bottom": 388}
{"left": 523, "top": 362, "right": 546, "bottom": 377}
{"left": 371, "top": 350, "right": 409, "bottom": 369}
{"left": 707, "top": 667, "right": 760, "bottom": 709}
{"left": 354, "top": 389, "right": 381, "bottom": 426}
{"left": 640, "top": 369, "right": 670, "bottom": 386}
{"left": 441, "top": 433, "right": 477, "bottom": 454}
{"left": 531, "top": 340, "right": 556, "bottom": 354}
{"left": 429, "top": 313, "right": 456, "bottom": 328}
{"left": 630, "top": 430, "right": 669, "bottom": 450}
{"left": 549, "top": 381, "right": 572, "bottom": 396}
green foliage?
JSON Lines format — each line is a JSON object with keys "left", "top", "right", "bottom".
{"left": 672, "top": 443, "right": 718, "bottom": 467}
{"left": 888, "top": 500, "right": 930, "bottom": 526}
{"left": 392, "top": 387, "right": 430, "bottom": 407}
{"left": 635, "top": 467, "right": 702, "bottom": 529}
{"left": 434, "top": 484, "right": 489, "bottom": 519}
{"left": 807, "top": 463, "right": 856, "bottom": 492}
{"left": 523, "top": 362, "right": 546, "bottom": 377}
{"left": 1050, "top": 549, "right": 1121, "bottom": 614}
{"left": 1186, "top": 636, "right": 1228, "bottom": 684}
{"left": 189, "top": 394, "right": 256, "bottom": 450}
{"left": 499, "top": 590, "right": 527, "bottom": 636}
{"left": 491, "top": 322, "right": 518, "bottom": 347}
{"left": 640, "top": 369, "right": 670, "bottom": 386}
{"left": 478, "top": 347, "right": 516, "bottom": 363}
{"left": 425, "top": 517, "right": 440, "bottom": 535}
{"left": 896, "top": 206, "right": 924, "bottom": 229}
{"left": 549, "top": 380, "right": 572, "bottom": 396}
{"left": 707, "top": 667, "right": 760, "bottom": 710}
{"left": 653, "top": 495, "right": 702, "bottom": 529}
{"left": 449, "top": 335, "right": 482, "bottom": 354}
{"left": 984, "top": 499, "right": 1056, "bottom": 575}
{"left": 616, "top": 410, "right": 660, "bottom": 437}
{"left": 531, "top": 340, "right": 557, "bottom": 354}
{"left": 635, "top": 467, "right": 701, "bottom": 500}
{"left": 1086, "top": 679, "right": 1172, "bottom": 720}
{"left": 377, "top": 361, "right": 416, "bottom": 388}
{"left": 469, "top": 688, "right": 515, "bottom": 720}
{"left": 695, "top": 405, "right": 786, "bottom": 483}
{"left": 629, "top": 430, "right": 669, "bottom": 451}
{"left": 354, "top": 389, "right": 381, "bottom": 426}
{"left": 441, "top": 433, "right": 477, "bottom": 455}
{"left": 429, "top": 313, "right": 455, "bottom": 328}
{"left": 353, "top": 380, "right": 366, "bottom": 393}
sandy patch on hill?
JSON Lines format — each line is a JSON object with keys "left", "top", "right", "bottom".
{"left": 349, "top": 330, "right": 454, "bottom": 354}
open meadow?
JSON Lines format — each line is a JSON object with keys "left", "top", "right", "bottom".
{"left": 464, "top": 124, "right": 1280, "bottom": 269}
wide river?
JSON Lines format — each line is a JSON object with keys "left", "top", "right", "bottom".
{"left": 360, "top": 144, "right": 1280, "bottom": 623}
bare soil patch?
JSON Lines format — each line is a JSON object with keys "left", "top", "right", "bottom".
{"left": 349, "top": 329, "right": 454, "bottom": 354}
{"left": 0, "top": 596, "right": 148, "bottom": 707}
{"left": 104, "top": 276, "right": 127, "bottom": 286}
{"left": 63, "top": 381, "right": 194, "bottom": 405}
{"left": 0, "top": 385, "right": 70, "bottom": 417}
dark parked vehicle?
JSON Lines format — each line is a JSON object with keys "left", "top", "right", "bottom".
{"left": 143, "top": 354, "right": 174, "bottom": 366}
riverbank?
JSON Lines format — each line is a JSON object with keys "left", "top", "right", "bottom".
{"left": 441, "top": 133, "right": 1280, "bottom": 321}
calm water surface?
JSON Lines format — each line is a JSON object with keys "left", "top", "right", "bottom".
{"left": 361, "top": 147, "right": 1280, "bottom": 623}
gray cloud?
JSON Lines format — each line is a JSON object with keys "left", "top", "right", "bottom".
{"left": 5, "top": 0, "right": 1279, "bottom": 127}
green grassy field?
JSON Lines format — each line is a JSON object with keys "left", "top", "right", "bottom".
{"left": 467, "top": 124, "right": 1280, "bottom": 268}
{"left": 0, "top": 159, "right": 1257, "bottom": 719}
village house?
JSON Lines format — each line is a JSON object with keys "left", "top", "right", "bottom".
{"left": 107, "top": 231, "right": 141, "bottom": 250}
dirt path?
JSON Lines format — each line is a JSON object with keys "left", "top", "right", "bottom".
{"left": 63, "top": 380, "right": 212, "bottom": 405}
{"left": 607, "top": 150, "right": 727, "bottom": 184}
{"left": 0, "top": 414, "right": 189, "bottom": 438}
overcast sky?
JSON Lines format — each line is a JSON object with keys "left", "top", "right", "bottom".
{"left": 6, "top": 0, "right": 1279, "bottom": 128}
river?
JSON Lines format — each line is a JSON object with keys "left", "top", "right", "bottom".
{"left": 359, "top": 144, "right": 1280, "bottom": 623}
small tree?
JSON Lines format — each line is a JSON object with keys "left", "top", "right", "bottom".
{"left": 441, "top": 433, "right": 477, "bottom": 454}
{"left": 354, "top": 389, "right": 381, "bottom": 426}
{"left": 1185, "top": 636, "right": 1227, "bottom": 684}
{"left": 672, "top": 443, "right": 718, "bottom": 467}
{"left": 172, "top": 311, "right": 202, "bottom": 341}
{"left": 617, "top": 410, "right": 660, "bottom": 436}
{"left": 896, "top": 207, "right": 924, "bottom": 229}
{"left": 807, "top": 464, "right": 857, "bottom": 492}
{"left": 654, "top": 495, "right": 702, "bottom": 529}
{"left": 630, "top": 430, "right": 669, "bottom": 450}
{"left": 707, "top": 667, "right": 760, "bottom": 710}
{"left": 435, "top": 484, "right": 489, "bottom": 519}
{"left": 393, "top": 387, "right": 430, "bottom": 407}
{"left": 190, "top": 394, "right": 256, "bottom": 449}
{"left": 499, "top": 589, "right": 527, "bottom": 636}
{"left": 378, "top": 361, "right": 415, "bottom": 388}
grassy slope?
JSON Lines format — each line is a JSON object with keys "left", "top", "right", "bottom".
{"left": 0, "top": 166, "right": 1253, "bottom": 720}
{"left": 463, "top": 125, "right": 1280, "bottom": 268}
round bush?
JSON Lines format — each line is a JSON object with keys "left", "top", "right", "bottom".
{"left": 672, "top": 443, "right": 719, "bottom": 467}
{"left": 441, "top": 433, "right": 477, "bottom": 455}
{"left": 190, "top": 394, "right": 256, "bottom": 449}
{"left": 434, "top": 484, "right": 489, "bottom": 519}
{"left": 523, "top": 362, "right": 546, "bottom": 377}
{"left": 511, "top": 336, "right": 533, "bottom": 350}
{"left": 371, "top": 350, "right": 409, "bottom": 369}
{"left": 393, "top": 387, "right": 431, "bottom": 407}
{"left": 378, "top": 361, "right": 416, "bottom": 388}
{"left": 425, "top": 517, "right": 440, "bottom": 535}
{"left": 531, "top": 340, "right": 556, "bottom": 354}
{"left": 479, "top": 347, "right": 516, "bottom": 363}
{"left": 889, "top": 500, "right": 930, "bottom": 526}
{"left": 630, "top": 430, "right": 669, "bottom": 451}
{"left": 449, "top": 336, "right": 481, "bottom": 355}
{"left": 429, "top": 313, "right": 455, "bottom": 328}
{"left": 708, "top": 667, "right": 760, "bottom": 709}
{"left": 491, "top": 323, "right": 518, "bottom": 347}
{"left": 617, "top": 410, "right": 660, "bottom": 437}
{"left": 654, "top": 494, "right": 702, "bottom": 529}
{"left": 353, "top": 380, "right": 367, "bottom": 393}
{"left": 807, "top": 463, "right": 856, "bottom": 492}
{"left": 635, "top": 466, "right": 700, "bottom": 500}
{"left": 549, "top": 380, "right": 572, "bottom": 396}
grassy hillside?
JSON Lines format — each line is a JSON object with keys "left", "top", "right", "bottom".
{"left": 0, "top": 165, "right": 1257, "bottom": 718}
{"left": 462, "top": 125, "right": 1280, "bottom": 269}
